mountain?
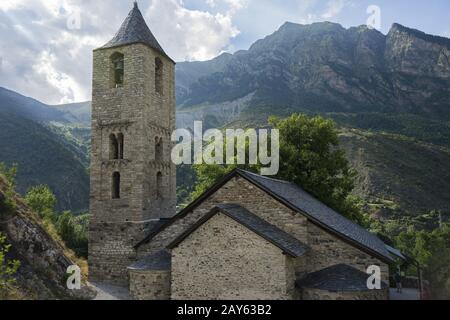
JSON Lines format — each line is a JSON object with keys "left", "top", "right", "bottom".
{"left": 0, "top": 88, "right": 90, "bottom": 213}
{"left": 176, "top": 53, "right": 233, "bottom": 104}
{"left": 0, "top": 87, "right": 67, "bottom": 122}
{"left": 176, "top": 22, "right": 450, "bottom": 121}
{"left": 0, "top": 175, "right": 94, "bottom": 299}
{"left": 52, "top": 101, "right": 91, "bottom": 126}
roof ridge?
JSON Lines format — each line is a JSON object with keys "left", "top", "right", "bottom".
{"left": 239, "top": 169, "right": 383, "bottom": 239}
{"left": 237, "top": 169, "right": 293, "bottom": 184}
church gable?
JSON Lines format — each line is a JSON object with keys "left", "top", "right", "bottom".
{"left": 168, "top": 204, "right": 308, "bottom": 257}
{"left": 170, "top": 207, "right": 299, "bottom": 300}
{"left": 135, "top": 173, "right": 308, "bottom": 258}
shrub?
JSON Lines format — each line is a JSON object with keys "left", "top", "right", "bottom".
{"left": 0, "top": 233, "right": 20, "bottom": 297}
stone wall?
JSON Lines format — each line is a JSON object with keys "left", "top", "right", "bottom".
{"left": 301, "top": 288, "right": 389, "bottom": 300}
{"left": 306, "top": 223, "right": 390, "bottom": 283}
{"left": 171, "top": 213, "right": 296, "bottom": 300}
{"left": 88, "top": 222, "right": 140, "bottom": 284}
{"left": 129, "top": 270, "right": 171, "bottom": 300}
{"left": 89, "top": 42, "right": 176, "bottom": 284}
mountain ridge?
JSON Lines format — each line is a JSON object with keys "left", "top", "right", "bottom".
{"left": 176, "top": 21, "right": 450, "bottom": 119}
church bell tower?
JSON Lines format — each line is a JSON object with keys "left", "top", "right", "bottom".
{"left": 88, "top": 2, "right": 176, "bottom": 284}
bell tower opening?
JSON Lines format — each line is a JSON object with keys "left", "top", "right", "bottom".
{"left": 156, "top": 171, "right": 163, "bottom": 199}
{"left": 112, "top": 172, "right": 121, "bottom": 199}
{"left": 109, "top": 134, "right": 119, "bottom": 160}
{"left": 155, "top": 137, "right": 163, "bottom": 162}
{"left": 111, "top": 52, "right": 124, "bottom": 88}
{"left": 117, "top": 133, "right": 124, "bottom": 159}
{"left": 155, "top": 57, "right": 163, "bottom": 94}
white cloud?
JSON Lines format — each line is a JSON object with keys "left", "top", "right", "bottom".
{"left": 146, "top": 0, "right": 241, "bottom": 61}
{"left": 0, "top": 0, "right": 26, "bottom": 12}
{"left": 206, "top": 0, "right": 248, "bottom": 12}
{"left": 321, "top": 0, "right": 349, "bottom": 19}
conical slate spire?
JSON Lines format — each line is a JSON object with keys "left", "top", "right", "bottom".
{"left": 101, "top": 2, "right": 171, "bottom": 60}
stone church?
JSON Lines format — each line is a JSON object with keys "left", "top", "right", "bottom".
{"left": 89, "top": 3, "right": 403, "bottom": 300}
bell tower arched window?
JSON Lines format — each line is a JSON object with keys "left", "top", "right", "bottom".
{"left": 155, "top": 137, "right": 163, "bottom": 162}
{"left": 117, "top": 133, "right": 124, "bottom": 160}
{"left": 112, "top": 172, "right": 121, "bottom": 199}
{"left": 156, "top": 172, "right": 163, "bottom": 199}
{"left": 111, "top": 52, "right": 124, "bottom": 88}
{"left": 155, "top": 57, "right": 163, "bottom": 94}
{"left": 109, "top": 134, "right": 119, "bottom": 160}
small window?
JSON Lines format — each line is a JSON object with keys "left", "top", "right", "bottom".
{"left": 117, "top": 133, "right": 124, "bottom": 160}
{"left": 112, "top": 172, "right": 121, "bottom": 199}
{"left": 111, "top": 53, "right": 124, "bottom": 88}
{"left": 155, "top": 137, "right": 163, "bottom": 162}
{"left": 109, "top": 134, "right": 119, "bottom": 160}
{"left": 156, "top": 172, "right": 163, "bottom": 199}
{"left": 155, "top": 57, "right": 163, "bottom": 94}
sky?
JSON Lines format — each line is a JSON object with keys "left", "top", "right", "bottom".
{"left": 0, "top": 0, "right": 449, "bottom": 105}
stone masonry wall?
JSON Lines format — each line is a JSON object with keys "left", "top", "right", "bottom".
{"left": 306, "top": 223, "right": 390, "bottom": 283}
{"left": 129, "top": 270, "right": 171, "bottom": 300}
{"left": 171, "top": 213, "right": 295, "bottom": 300}
{"left": 89, "top": 222, "right": 141, "bottom": 284}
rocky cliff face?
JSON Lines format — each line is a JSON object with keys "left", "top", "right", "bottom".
{"left": 176, "top": 22, "right": 450, "bottom": 119}
{"left": 0, "top": 176, "right": 94, "bottom": 300}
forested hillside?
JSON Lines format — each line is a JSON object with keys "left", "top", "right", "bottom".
{"left": 0, "top": 89, "right": 89, "bottom": 212}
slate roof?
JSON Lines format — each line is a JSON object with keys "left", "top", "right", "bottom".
{"left": 385, "top": 244, "right": 407, "bottom": 261}
{"left": 136, "top": 169, "right": 396, "bottom": 263}
{"left": 99, "top": 2, "right": 173, "bottom": 62}
{"left": 167, "top": 204, "right": 309, "bottom": 258}
{"left": 236, "top": 170, "right": 394, "bottom": 263}
{"left": 296, "top": 264, "right": 388, "bottom": 292}
{"left": 128, "top": 250, "right": 171, "bottom": 271}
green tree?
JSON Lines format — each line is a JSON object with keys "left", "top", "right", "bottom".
{"left": 55, "top": 212, "right": 89, "bottom": 258}
{"left": 0, "top": 163, "right": 17, "bottom": 188}
{"left": 24, "top": 185, "right": 57, "bottom": 219}
{"left": 0, "top": 163, "right": 18, "bottom": 213}
{"left": 395, "top": 224, "right": 450, "bottom": 299}
{"left": 269, "top": 114, "right": 360, "bottom": 222}
{"left": 191, "top": 114, "right": 362, "bottom": 222}
{"left": 0, "top": 233, "right": 20, "bottom": 295}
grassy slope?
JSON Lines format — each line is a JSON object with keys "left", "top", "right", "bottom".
{"left": 340, "top": 129, "right": 450, "bottom": 218}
